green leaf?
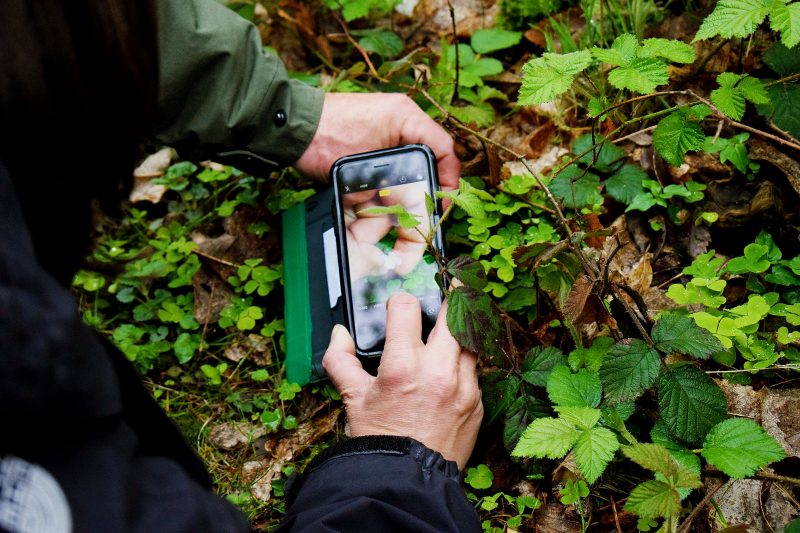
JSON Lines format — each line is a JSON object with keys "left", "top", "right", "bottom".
{"left": 522, "top": 346, "right": 568, "bottom": 387}
{"left": 250, "top": 368, "right": 269, "bottom": 382}
{"left": 606, "top": 164, "right": 649, "bottom": 204}
{"left": 572, "top": 134, "right": 626, "bottom": 173}
{"left": 471, "top": 28, "right": 523, "bottom": 54}
{"left": 607, "top": 57, "right": 670, "bottom": 93}
{"left": 658, "top": 365, "right": 728, "bottom": 446}
{"left": 554, "top": 406, "right": 602, "bottom": 429}
{"left": 511, "top": 417, "right": 580, "bottom": 458}
{"left": 356, "top": 29, "right": 404, "bottom": 58}
{"left": 560, "top": 479, "right": 590, "bottom": 504}
{"left": 653, "top": 111, "right": 706, "bottom": 166}
{"left": 600, "top": 339, "right": 661, "bottom": 404}
{"left": 652, "top": 312, "right": 723, "bottom": 359}
{"left": 503, "top": 395, "right": 550, "bottom": 450}
{"left": 447, "top": 285, "right": 504, "bottom": 359}
{"left": 640, "top": 38, "right": 697, "bottom": 63}
{"left": 683, "top": 250, "right": 724, "bottom": 278}
{"left": 625, "top": 480, "right": 682, "bottom": 519}
{"left": 569, "top": 336, "right": 614, "bottom": 372}
{"left": 592, "top": 33, "right": 639, "bottom": 66}
{"left": 711, "top": 73, "right": 770, "bottom": 120}
{"left": 771, "top": 0, "right": 800, "bottom": 49}
{"left": 447, "top": 255, "right": 488, "bottom": 289}
{"left": 547, "top": 366, "right": 602, "bottom": 408}
{"left": 702, "top": 418, "right": 786, "bottom": 478}
{"left": 549, "top": 166, "right": 603, "bottom": 208}
{"left": 465, "top": 464, "right": 494, "bottom": 489}
{"left": 518, "top": 50, "right": 593, "bottom": 105}
{"left": 694, "top": 0, "right": 772, "bottom": 41}
{"left": 757, "top": 82, "right": 800, "bottom": 139}
{"left": 622, "top": 443, "right": 702, "bottom": 488}
{"left": 574, "top": 427, "right": 619, "bottom": 483}
{"left": 764, "top": 42, "right": 800, "bottom": 76}
{"left": 482, "top": 373, "right": 521, "bottom": 424}
{"left": 358, "top": 204, "right": 421, "bottom": 229}
{"left": 174, "top": 332, "right": 201, "bottom": 364}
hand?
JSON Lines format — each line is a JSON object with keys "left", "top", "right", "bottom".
{"left": 294, "top": 92, "right": 460, "bottom": 191}
{"left": 323, "top": 292, "right": 483, "bottom": 470}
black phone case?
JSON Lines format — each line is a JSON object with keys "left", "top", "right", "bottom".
{"left": 330, "top": 144, "right": 445, "bottom": 358}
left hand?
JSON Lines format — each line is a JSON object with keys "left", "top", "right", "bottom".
{"left": 294, "top": 92, "right": 460, "bottom": 191}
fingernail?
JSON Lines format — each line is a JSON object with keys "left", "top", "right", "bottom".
{"left": 330, "top": 324, "right": 347, "bottom": 341}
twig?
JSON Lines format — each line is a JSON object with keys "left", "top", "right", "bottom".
{"left": 677, "top": 480, "right": 724, "bottom": 533}
{"left": 192, "top": 249, "right": 240, "bottom": 268}
{"left": 610, "top": 495, "right": 623, "bottom": 533}
{"left": 610, "top": 283, "right": 656, "bottom": 347}
{"left": 447, "top": 0, "right": 459, "bottom": 102}
{"left": 764, "top": 71, "right": 800, "bottom": 87}
{"left": 705, "top": 363, "right": 800, "bottom": 373}
{"left": 692, "top": 38, "right": 730, "bottom": 76}
{"left": 333, "top": 12, "right": 387, "bottom": 82}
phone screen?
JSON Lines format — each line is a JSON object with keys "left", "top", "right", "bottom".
{"left": 337, "top": 150, "right": 443, "bottom": 355}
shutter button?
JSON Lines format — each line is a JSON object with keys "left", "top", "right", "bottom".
{"left": 273, "top": 109, "right": 287, "bottom": 127}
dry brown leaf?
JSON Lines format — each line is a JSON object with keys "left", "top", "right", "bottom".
{"left": 209, "top": 422, "right": 267, "bottom": 450}
{"left": 129, "top": 148, "right": 173, "bottom": 204}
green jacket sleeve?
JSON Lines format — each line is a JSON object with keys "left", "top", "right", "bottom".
{"left": 155, "top": 0, "right": 324, "bottom": 168}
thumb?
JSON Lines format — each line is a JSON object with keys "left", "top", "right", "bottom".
{"left": 322, "top": 325, "right": 371, "bottom": 399}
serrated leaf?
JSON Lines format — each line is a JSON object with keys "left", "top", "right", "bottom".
{"left": 621, "top": 443, "right": 680, "bottom": 476}
{"left": 658, "top": 365, "right": 728, "bottom": 446}
{"left": 694, "top": 0, "right": 772, "bottom": 41}
{"left": 511, "top": 417, "right": 580, "bottom": 458}
{"left": 447, "top": 285, "right": 504, "bottom": 359}
{"left": 574, "top": 427, "right": 619, "bottom": 483}
{"left": 522, "top": 346, "right": 568, "bottom": 387}
{"left": 592, "top": 33, "right": 640, "bottom": 66}
{"left": 711, "top": 82, "right": 746, "bottom": 120}
{"left": 547, "top": 366, "right": 602, "bottom": 408}
{"left": 771, "top": 0, "right": 800, "bottom": 49}
{"left": 701, "top": 418, "right": 786, "bottom": 478}
{"left": 606, "top": 164, "right": 648, "bottom": 204}
{"left": 711, "top": 73, "right": 769, "bottom": 120}
{"left": 447, "top": 255, "right": 488, "bottom": 289}
{"left": 518, "top": 50, "right": 593, "bottom": 105}
{"left": 652, "top": 312, "right": 723, "bottom": 359}
{"left": 653, "top": 111, "right": 706, "bottom": 166}
{"left": 471, "top": 28, "right": 523, "bottom": 54}
{"left": 600, "top": 339, "right": 661, "bottom": 404}
{"left": 608, "top": 57, "right": 669, "bottom": 93}
{"left": 482, "top": 372, "right": 520, "bottom": 424}
{"left": 757, "top": 83, "right": 800, "bottom": 139}
{"left": 355, "top": 29, "right": 404, "bottom": 58}
{"left": 625, "top": 480, "right": 682, "bottom": 519}
{"left": 764, "top": 42, "right": 800, "bottom": 76}
{"left": 569, "top": 336, "right": 615, "bottom": 373}
{"left": 555, "top": 406, "right": 602, "bottom": 429}
{"left": 640, "top": 38, "right": 697, "bottom": 63}
{"left": 504, "top": 395, "right": 550, "bottom": 450}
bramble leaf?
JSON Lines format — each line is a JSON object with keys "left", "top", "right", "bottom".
{"left": 518, "top": 50, "right": 593, "bottom": 105}
{"left": 607, "top": 57, "right": 670, "bottom": 93}
{"left": 447, "top": 285, "right": 504, "bottom": 359}
{"left": 606, "top": 164, "right": 649, "bottom": 204}
{"left": 574, "top": 427, "right": 619, "bottom": 483}
{"left": 547, "top": 366, "right": 602, "bottom": 408}
{"left": 653, "top": 111, "right": 706, "bottom": 166}
{"left": 600, "top": 339, "right": 661, "bottom": 404}
{"left": 701, "top": 418, "right": 786, "bottom": 478}
{"left": 694, "top": 0, "right": 772, "bottom": 41}
{"left": 640, "top": 38, "right": 697, "bottom": 63}
{"left": 621, "top": 443, "right": 701, "bottom": 488}
{"left": 771, "top": 0, "right": 800, "bottom": 48}
{"left": 549, "top": 165, "right": 603, "bottom": 208}
{"left": 522, "top": 346, "right": 568, "bottom": 387}
{"left": 447, "top": 255, "right": 488, "bottom": 289}
{"left": 652, "top": 312, "right": 724, "bottom": 359}
{"left": 658, "top": 365, "right": 728, "bottom": 446}
{"left": 512, "top": 417, "right": 580, "bottom": 458}
{"left": 554, "top": 406, "right": 602, "bottom": 429}
{"left": 711, "top": 73, "right": 770, "bottom": 120}
{"left": 625, "top": 480, "right": 682, "bottom": 519}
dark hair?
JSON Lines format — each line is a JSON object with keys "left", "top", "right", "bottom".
{"left": 0, "top": 0, "right": 158, "bottom": 283}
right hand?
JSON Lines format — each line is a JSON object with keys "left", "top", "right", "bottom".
{"left": 323, "top": 293, "right": 483, "bottom": 470}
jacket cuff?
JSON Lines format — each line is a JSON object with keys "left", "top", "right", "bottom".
{"left": 285, "top": 435, "right": 462, "bottom": 505}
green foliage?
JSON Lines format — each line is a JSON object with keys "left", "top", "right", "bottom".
{"left": 471, "top": 28, "right": 523, "bottom": 54}
{"left": 658, "top": 365, "right": 727, "bottom": 446}
{"left": 710, "top": 73, "right": 770, "bottom": 121}
{"left": 599, "top": 339, "right": 661, "bottom": 404}
{"left": 701, "top": 418, "right": 786, "bottom": 478}
{"left": 653, "top": 107, "right": 709, "bottom": 166}
{"left": 652, "top": 312, "right": 723, "bottom": 359}
{"left": 546, "top": 366, "right": 602, "bottom": 408}
{"left": 447, "top": 285, "right": 504, "bottom": 360}
{"left": 694, "top": 0, "right": 800, "bottom": 48}
{"left": 518, "top": 51, "right": 593, "bottom": 105}
{"left": 560, "top": 479, "right": 589, "bottom": 504}
{"left": 322, "top": 0, "right": 401, "bottom": 21}
{"left": 466, "top": 464, "right": 495, "bottom": 489}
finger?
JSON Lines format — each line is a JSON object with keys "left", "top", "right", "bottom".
{"left": 398, "top": 103, "right": 460, "bottom": 191}
{"left": 323, "top": 325, "right": 372, "bottom": 399}
{"left": 424, "top": 299, "right": 462, "bottom": 365}
{"left": 392, "top": 240, "right": 426, "bottom": 276}
{"left": 382, "top": 292, "right": 423, "bottom": 361}
{"left": 457, "top": 348, "right": 479, "bottom": 390}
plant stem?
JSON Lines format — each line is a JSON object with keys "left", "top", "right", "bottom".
{"left": 447, "top": 0, "right": 459, "bottom": 103}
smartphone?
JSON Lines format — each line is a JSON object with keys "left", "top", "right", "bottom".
{"left": 331, "top": 144, "right": 445, "bottom": 357}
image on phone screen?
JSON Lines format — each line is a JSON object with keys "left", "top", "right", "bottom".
{"left": 336, "top": 150, "right": 443, "bottom": 355}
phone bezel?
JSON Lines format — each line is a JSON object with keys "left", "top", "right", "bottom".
{"left": 331, "top": 144, "right": 445, "bottom": 357}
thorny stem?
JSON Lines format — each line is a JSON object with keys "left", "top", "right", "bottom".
{"left": 447, "top": 0, "right": 459, "bottom": 103}
{"left": 611, "top": 283, "right": 656, "bottom": 347}
{"left": 676, "top": 480, "right": 724, "bottom": 533}
{"left": 333, "top": 12, "right": 387, "bottom": 83}
{"left": 764, "top": 71, "right": 800, "bottom": 87}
